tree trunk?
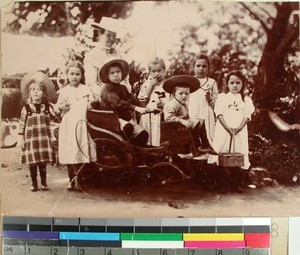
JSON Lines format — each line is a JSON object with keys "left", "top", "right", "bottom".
{"left": 253, "top": 2, "right": 299, "bottom": 109}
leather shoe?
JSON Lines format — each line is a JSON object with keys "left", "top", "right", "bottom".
{"left": 31, "top": 185, "right": 38, "bottom": 192}
{"left": 198, "top": 146, "right": 218, "bottom": 155}
{"left": 67, "top": 182, "right": 75, "bottom": 191}
{"left": 41, "top": 185, "right": 49, "bottom": 191}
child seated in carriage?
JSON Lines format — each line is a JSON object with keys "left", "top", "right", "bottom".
{"left": 93, "top": 58, "right": 149, "bottom": 147}
{"left": 163, "top": 75, "right": 217, "bottom": 157}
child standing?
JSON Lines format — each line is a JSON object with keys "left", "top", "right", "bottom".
{"left": 57, "top": 61, "right": 94, "bottom": 191}
{"left": 99, "top": 59, "right": 149, "bottom": 147}
{"left": 163, "top": 75, "right": 205, "bottom": 157}
{"left": 208, "top": 70, "right": 255, "bottom": 169}
{"left": 189, "top": 53, "right": 218, "bottom": 153}
{"left": 18, "top": 71, "right": 58, "bottom": 191}
{"left": 138, "top": 57, "right": 171, "bottom": 146}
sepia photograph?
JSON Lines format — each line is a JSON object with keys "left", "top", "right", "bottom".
{"left": 1, "top": 0, "right": 299, "bottom": 218}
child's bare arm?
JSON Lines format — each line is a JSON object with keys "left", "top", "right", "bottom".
{"left": 217, "top": 114, "right": 234, "bottom": 135}
{"left": 234, "top": 118, "right": 249, "bottom": 134}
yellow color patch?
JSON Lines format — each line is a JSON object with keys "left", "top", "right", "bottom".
{"left": 183, "top": 233, "right": 245, "bottom": 241}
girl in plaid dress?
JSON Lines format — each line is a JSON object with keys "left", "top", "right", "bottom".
{"left": 18, "top": 72, "right": 58, "bottom": 191}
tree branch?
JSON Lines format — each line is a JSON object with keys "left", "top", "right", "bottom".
{"left": 240, "top": 2, "right": 270, "bottom": 32}
{"left": 276, "top": 25, "right": 299, "bottom": 57}
{"left": 255, "top": 3, "right": 276, "bottom": 20}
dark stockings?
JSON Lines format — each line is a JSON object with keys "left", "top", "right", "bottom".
{"left": 29, "top": 163, "right": 48, "bottom": 191}
{"left": 67, "top": 164, "right": 84, "bottom": 191}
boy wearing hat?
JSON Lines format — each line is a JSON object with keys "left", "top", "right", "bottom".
{"left": 98, "top": 59, "right": 149, "bottom": 147}
{"left": 163, "top": 75, "right": 217, "bottom": 156}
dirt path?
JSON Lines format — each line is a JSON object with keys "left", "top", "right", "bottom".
{"left": 1, "top": 147, "right": 300, "bottom": 218}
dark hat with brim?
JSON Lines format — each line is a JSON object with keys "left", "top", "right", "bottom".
{"left": 99, "top": 59, "right": 129, "bottom": 83}
{"left": 163, "top": 75, "right": 200, "bottom": 94}
{"left": 20, "top": 71, "right": 56, "bottom": 102}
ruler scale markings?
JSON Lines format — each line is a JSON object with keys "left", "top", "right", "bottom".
{"left": 2, "top": 245, "right": 25, "bottom": 255}
{"left": 1, "top": 217, "right": 272, "bottom": 255}
{"left": 25, "top": 246, "right": 51, "bottom": 255}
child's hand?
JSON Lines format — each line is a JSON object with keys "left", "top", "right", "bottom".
{"left": 58, "top": 102, "right": 70, "bottom": 113}
{"left": 149, "top": 77, "right": 158, "bottom": 87}
{"left": 17, "top": 135, "right": 25, "bottom": 148}
{"left": 156, "top": 100, "right": 164, "bottom": 109}
{"left": 135, "top": 106, "right": 148, "bottom": 114}
{"left": 206, "top": 91, "right": 213, "bottom": 103}
{"left": 233, "top": 127, "right": 242, "bottom": 135}
{"left": 180, "top": 119, "right": 192, "bottom": 128}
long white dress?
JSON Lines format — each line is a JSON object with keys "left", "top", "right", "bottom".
{"left": 138, "top": 80, "right": 171, "bottom": 146}
{"left": 188, "top": 77, "right": 218, "bottom": 146}
{"left": 58, "top": 84, "right": 95, "bottom": 164}
{"left": 207, "top": 92, "right": 255, "bottom": 169}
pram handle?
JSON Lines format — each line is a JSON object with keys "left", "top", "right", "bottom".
{"left": 142, "top": 109, "right": 161, "bottom": 115}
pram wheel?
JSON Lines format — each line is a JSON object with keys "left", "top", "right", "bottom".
{"left": 81, "top": 138, "right": 133, "bottom": 191}
{"left": 148, "top": 162, "right": 187, "bottom": 186}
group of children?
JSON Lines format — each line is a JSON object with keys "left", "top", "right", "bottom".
{"left": 17, "top": 53, "right": 254, "bottom": 192}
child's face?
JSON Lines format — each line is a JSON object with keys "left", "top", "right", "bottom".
{"left": 227, "top": 75, "right": 243, "bottom": 94}
{"left": 194, "top": 59, "right": 209, "bottom": 78}
{"left": 108, "top": 66, "right": 122, "bottom": 84}
{"left": 29, "top": 83, "right": 44, "bottom": 102}
{"left": 149, "top": 63, "right": 165, "bottom": 83}
{"left": 67, "top": 67, "right": 82, "bottom": 86}
{"left": 174, "top": 86, "right": 190, "bottom": 104}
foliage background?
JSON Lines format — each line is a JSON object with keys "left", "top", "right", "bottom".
{"left": 1, "top": 1, "right": 299, "bottom": 184}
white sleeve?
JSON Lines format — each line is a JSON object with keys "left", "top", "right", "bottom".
{"left": 214, "top": 93, "right": 226, "bottom": 117}
{"left": 244, "top": 96, "right": 255, "bottom": 120}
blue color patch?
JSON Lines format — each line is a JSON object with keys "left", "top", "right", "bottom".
{"left": 59, "top": 232, "right": 120, "bottom": 240}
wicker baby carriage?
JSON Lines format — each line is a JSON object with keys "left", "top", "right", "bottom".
{"left": 219, "top": 133, "right": 244, "bottom": 167}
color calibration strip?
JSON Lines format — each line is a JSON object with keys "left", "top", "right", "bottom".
{"left": 2, "top": 217, "right": 271, "bottom": 255}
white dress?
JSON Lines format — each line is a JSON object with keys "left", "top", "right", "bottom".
{"left": 138, "top": 80, "right": 171, "bottom": 146}
{"left": 207, "top": 92, "right": 255, "bottom": 169}
{"left": 189, "top": 77, "right": 218, "bottom": 146}
{"left": 58, "top": 84, "right": 95, "bottom": 164}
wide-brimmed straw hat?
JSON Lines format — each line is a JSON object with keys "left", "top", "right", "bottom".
{"left": 163, "top": 75, "right": 200, "bottom": 94}
{"left": 99, "top": 59, "right": 129, "bottom": 83}
{"left": 91, "top": 17, "right": 119, "bottom": 33}
{"left": 20, "top": 71, "right": 56, "bottom": 101}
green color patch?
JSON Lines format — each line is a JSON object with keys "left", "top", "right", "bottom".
{"left": 121, "top": 233, "right": 183, "bottom": 241}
